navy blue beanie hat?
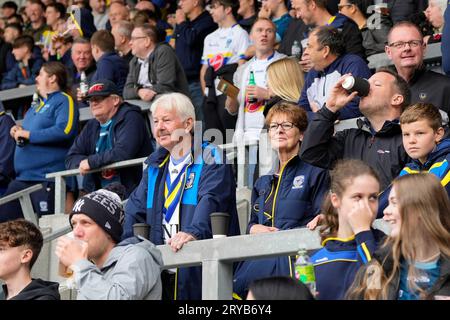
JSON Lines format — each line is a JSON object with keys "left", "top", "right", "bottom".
{"left": 70, "top": 189, "right": 124, "bottom": 243}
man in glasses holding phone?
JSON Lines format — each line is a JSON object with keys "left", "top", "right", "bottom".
{"left": 386, "top": 21, "right": 450, "bottom": 118}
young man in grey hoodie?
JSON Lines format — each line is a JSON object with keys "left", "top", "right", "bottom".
{"left": 55, "top": 185, "right": 163, "bottom": 300}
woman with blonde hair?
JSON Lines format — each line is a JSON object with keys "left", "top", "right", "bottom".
{"left": 347, "top": 173, "right": 450, "bottom": 300}
{"left": 264, "top": 58, "right": 305, "bottom": 116}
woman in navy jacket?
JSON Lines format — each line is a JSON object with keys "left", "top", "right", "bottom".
{"left": 233, "top": 101, "right": 329, "bottom": 299}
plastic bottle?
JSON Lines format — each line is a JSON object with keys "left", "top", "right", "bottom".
{"left": 294, "top": 248, "right": 316, "bottom": 295}
{"left": 79, "top": 71, "right": 89, "bottom": 95}
{"left": 247, "top": 70, "right": 257, "bottom": 103}
{"left": 291, "top": 40, "right": 301, "bottom": 60}
{"left": 17, "top": 92, "right": 39, "bottom": 147}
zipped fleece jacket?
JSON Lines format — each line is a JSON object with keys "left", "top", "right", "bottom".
{"left": 73, "top": 237, "right": 163, "bottom": 300}
{"left": 123, "top": 142, "right": 240, "bottom": 300}
{"left": 14, "top": 91, "right": 78, "bottom": 181}
{"left": 300, "top": 107, "right": 409, "bottom": 190}
{"left": 311, "top": 229, "right": 385, "bottom": 300}
{"left": 65, "top": 102, "right": 153, "bottom": 196}
{"left": 299, "top": 53, "right": 372, "bottom": 120}
{"left": 233, "top": 154, "right": 329, "bottom": 299}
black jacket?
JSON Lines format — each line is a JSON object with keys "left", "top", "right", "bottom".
{"left": 65, "top": 102, "right": 153, "bottom": 196}
{"left": 0, "top": 279, "right": 60, "bottom": 300}
{"left": 300, "top": 107, "right": 409, "bottom": 190}
{"left": 278, "top": 18, "right": 309, "bottom": 57}
{"left": 408, "top": 66, "right": 450, "bottom": 116}
{"left": 0, "top": 108, "right": 15, "bottom": 189}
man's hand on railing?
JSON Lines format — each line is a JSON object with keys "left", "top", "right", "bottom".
{"left": 79, "top": 159, "right": 91, "bottom": 175}
{"left": 249, "top": 224, "right": 279, "bottom": 234}
{"left": 167, "top": 231, "right": 196, "bottom": 252}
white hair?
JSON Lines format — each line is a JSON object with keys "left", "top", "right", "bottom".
{"left": 432, "top": 0, "right": 447, "bottom": 14}
{"left": 150, "top": 93, "right": 196, "bottom": 122}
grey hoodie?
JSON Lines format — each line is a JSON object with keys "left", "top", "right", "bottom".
{"left": 73, "top": 237, "right": 163, "bottom": 300}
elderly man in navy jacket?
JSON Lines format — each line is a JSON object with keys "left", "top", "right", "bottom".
{"left": 123, "top": 92, "right": 240, "bottom": 300}
{"left": 66, "top": 80, "right": 152, "bottom": 197}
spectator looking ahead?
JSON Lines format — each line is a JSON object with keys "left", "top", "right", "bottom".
{"left": 385, "top": 21, "right": 450, "bottom": 117}
{"left": 66, "top": 80, "right": 153, "bottom": 197}
{"left": 123, "top": 93, "right": 240, "bottom": 300}
{"left": 232, "top": 102, "right": 329, "bottom": 299}
{"left": 0, "top": 219, "right": 60, "bottom": 300}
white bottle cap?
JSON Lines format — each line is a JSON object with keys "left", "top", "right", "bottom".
{"left": 342, "top": 76, "right": 355, "bottom": 90}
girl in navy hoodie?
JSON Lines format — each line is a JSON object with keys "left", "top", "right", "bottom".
{"left": 310, "top": 159, "right": 385, "bottom": 300}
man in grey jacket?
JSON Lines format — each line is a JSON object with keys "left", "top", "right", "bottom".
{"left": 123, "top": 23, "right": 190, "bottom": 102}
{"left": 55, "top": 185, "right": 163, "bottom": 300}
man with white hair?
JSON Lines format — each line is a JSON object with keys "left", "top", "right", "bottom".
{"left": 111, "top": 20, "right": 134, "bottom": 65}
{"left": 124, "top": 92, "right": 240, "bottom": 300}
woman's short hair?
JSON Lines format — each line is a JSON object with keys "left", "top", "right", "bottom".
{"left": 265, "top": 101, "right": 308, "bottom": 133}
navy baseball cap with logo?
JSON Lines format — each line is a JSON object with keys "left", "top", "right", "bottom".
{"left": 84, "top": 79, "right": 120, "bottom": 99}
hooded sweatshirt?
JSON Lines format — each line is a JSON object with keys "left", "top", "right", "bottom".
{"left": 0, "top": 279, "right": 60, "bottom": 300}
{"left": 73, "top": 237, "right": 163, "bottom": 300}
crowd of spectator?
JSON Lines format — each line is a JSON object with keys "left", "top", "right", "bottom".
{"left": 0, "top": 0, "right": 449, "bottom": 301}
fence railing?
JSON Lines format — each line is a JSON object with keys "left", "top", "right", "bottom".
{"left": 41, "top": 216, "right": 389, "bottom": 300}
{"left": 0, "top": 184, "right": 42, "bottom": 225}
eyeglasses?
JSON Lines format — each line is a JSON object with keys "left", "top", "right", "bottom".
{"left": 337, "top": 4, "right": 353, "bottom": 10}
{"left": 388, "top": 40, "right": 423, "bottom": 49}
{"left": 268, "top": 122, "right": 296, "bottom": 132}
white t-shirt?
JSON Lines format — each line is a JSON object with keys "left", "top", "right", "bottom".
{"left": 201, "top": 24, "right": 250, "bottom": 96}
{"left": 233, "top": 51, "right": 286, "bottom": 142}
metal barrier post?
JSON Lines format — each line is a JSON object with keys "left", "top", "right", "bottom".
{"left": 202, "top": 260, "right": 233, "bottom": 300}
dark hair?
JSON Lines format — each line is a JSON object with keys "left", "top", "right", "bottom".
{"left": 312, "top": 25, "right": 345, "bottom": 57}
{"left": 212, "top": 0, "right": 239, "bottom": 18}
{"left": 5, "top": 22, "right": 23, "bottom": 35}
{"left": 12, "top": 35, "right": 34, "bottom": 51}
{"left": 90, "top": 30, "right": 115, "bottom": 53}
{"left": 0, "top": 219, "right": 43, "bottom": 269}
{"left": 28, "top": 0, "right": 46, "bottom": 11}
{"left": 400, "top": 103, "right": 443, "bottom": 131}
{"left": 346, "top": 0, "right": 373, "bottom": 19}
{"left": 248, "top": 276, "right": 315, "bottom": 300}
{"left": 46, "top": 2, "right": 67, "bottom": 19}
{"left": 42, "top": 61, "right": 69, "bottom": 93}
{"left": 2, "top": 1, "right": 18, "bottom": 11}
{"left": 304, "top": 0, "right": 328, "bottom": 9}
{"left": 376, "top": 67, "right": 411, "bottom": 112}
{"left": 319, "top": 159, "right": 380, "bottom": 242}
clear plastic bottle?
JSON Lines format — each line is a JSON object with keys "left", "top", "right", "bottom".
{"left": 79, "top": 71, "right": 89, "bottom": 95}
{"left": 294, "top": 248, "right": 316, "bottom": 295}
{"left": 291, "top": 40, "right": 302, "bottom": 60}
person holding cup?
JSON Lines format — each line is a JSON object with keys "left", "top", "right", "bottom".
{"left": 232, "top": 101, "right": 329, "bottom": 299}
{"left": 55, "top": 184, "right": 163, "bottom": 300}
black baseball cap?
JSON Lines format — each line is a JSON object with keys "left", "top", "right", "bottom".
{"left": 84, "top": 80, "right": 120, "bottom": 99}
